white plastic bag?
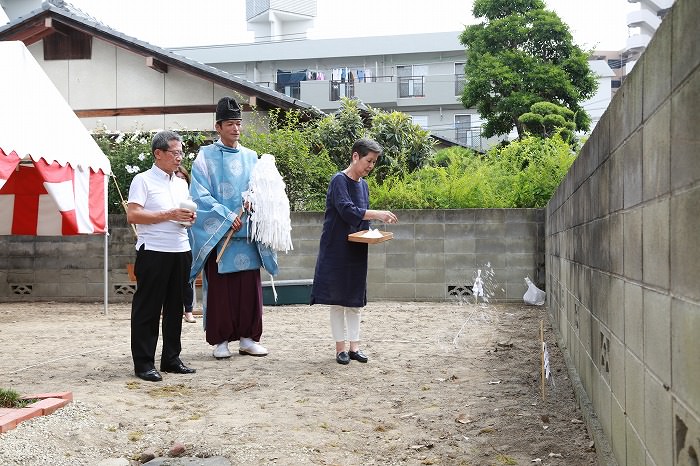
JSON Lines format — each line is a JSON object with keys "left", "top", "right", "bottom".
{"left": 523, "top": 277, "right": 545, "bottom": 305}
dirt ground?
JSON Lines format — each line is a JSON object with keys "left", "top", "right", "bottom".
{"left": 0, "top": 300, "right": 597, "bottom": 465}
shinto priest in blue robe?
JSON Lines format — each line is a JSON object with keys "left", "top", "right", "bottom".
{"left": 188, "top": 140, "right": 278, "bottom": 327}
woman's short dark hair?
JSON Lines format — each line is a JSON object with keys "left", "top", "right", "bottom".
{"left": 351, "top": 138, "right": 383, "bottom": 158}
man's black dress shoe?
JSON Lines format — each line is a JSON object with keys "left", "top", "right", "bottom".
{"left": 160, "top": 361, "right": 196, "bottom": 374}
{"left": 348, "top": 350, "right": 368, "bottom": 363}
{"left": 336, "top": 351, "right": 350, "bottom": 365}
{"left": 135, "top": 368, "right": 162, "bottom": 382}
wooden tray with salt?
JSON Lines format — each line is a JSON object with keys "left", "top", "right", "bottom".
{"left": 347, "top": 229, "right": 394, "bottom": 244}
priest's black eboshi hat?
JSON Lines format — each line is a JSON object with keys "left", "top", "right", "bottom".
{"left": 215, "top": 97, "right": 242, "bottom": 122}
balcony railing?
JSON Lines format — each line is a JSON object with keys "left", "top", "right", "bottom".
{"left": 455, "top": 126, "right": 483, "bottom": 150}
{"left": 298, "top": 72, "right": 466, "bottom": 111}
{"left": 275, "top": 82, "right": 301, "bottom": 99}
{"left": 330, "top": 81, "right": 355, "bottom": 101}
{"left": 430, "top": 125, "right": 486, "bottom": 152}
{"left": 398, "top": 76, "right": 425, "bottom": 98}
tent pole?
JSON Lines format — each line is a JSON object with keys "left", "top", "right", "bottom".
{"left": 104, "top": 174, "right": 109, "bottom": 316}
{"left": 104, "top": 230, "right": 109, "bottom": 316}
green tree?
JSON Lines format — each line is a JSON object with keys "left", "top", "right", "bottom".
{"left": 311, "top": 97, "right": 365, "bottom": 169}
{"left": 459, "top": 0, "right": 597, "bottom": 139}
{"left": 367, "top": 108, "right": 436, "bottom": 181}
{"left": 311, "top": 98, "right": 436, "bottom": 182}
{"left": 518, "top": 101, "right": 577, "bottom": 142}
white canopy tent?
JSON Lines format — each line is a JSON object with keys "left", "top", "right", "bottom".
{"left": 0, "top": 41, "right": 112, "bottom": 313}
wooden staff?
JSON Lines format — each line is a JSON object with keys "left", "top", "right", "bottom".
{"left": 216, "top": 208, "right": 245, "bottom": 263}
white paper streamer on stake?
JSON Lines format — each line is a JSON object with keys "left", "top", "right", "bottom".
{"left": 543, "top": 342, "right": 554, "bottom": 387}
{"left": 242, "top": 153, "right": 294, "bottom": 253}
{"left": 473, "top": 269, "right": 484, "bottom": 297}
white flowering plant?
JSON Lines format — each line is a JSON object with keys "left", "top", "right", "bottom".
{"left": 92, "top": 126, "right": 208, "bottom": 214}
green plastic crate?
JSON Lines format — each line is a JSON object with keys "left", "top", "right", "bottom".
{"left": 262, "top": 279, "right": 313, "bottom": 306}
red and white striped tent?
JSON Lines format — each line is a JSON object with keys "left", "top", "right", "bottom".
{"left": 0, "top": 41, "right": 112, "bottom": 310}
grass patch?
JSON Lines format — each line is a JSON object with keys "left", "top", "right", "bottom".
{"left": 0, "top": 388, "right": 37, "bottom": 408}
{"left": 495, "top": 453, "right": 517, "bottom": 465}
{"left": 147, "top": 384, "right": 192, "bottom": 398}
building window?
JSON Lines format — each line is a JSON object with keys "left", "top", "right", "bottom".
{"left": 455, "top": 114, "right": 472, "bottom": 145}
{"left": 276, "top": 70, "right": 307, "bottom": 99}
{"left": 455, "top": 62, "right": 465, "bottom": 96}
{"left": 398, "top": 65, "right": 427, "bottom": 98}
{"left": 43, "top": 29, "right": 92, "bottom": 60}
{"left": 607, "top": 58, "right": 623, "bottom": 69}
{"left": 411, "top": 115, "right": 428, "bottom": 129}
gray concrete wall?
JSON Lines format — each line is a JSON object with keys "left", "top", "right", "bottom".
{"left": 544, "top": 0, "right": 700, "bottom": 464}
{"left": 0, "top": 209, "right": 543, "bottom": 304}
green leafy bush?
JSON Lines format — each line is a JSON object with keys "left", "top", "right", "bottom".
{"left": 483, "top": 135, "right": 575, "bottom": 207}
{"left": 310, "top": 98, "right": 365, "bottom": 169}
{"left": 368, "top": 137, "right": 574, "bottom": 209}
{"left": 241, "top": 109, "right": 337, "bottom": 211}
{"left": 366, "top": 108, "right": 437, "bottom": 181}
{"left": 310, "top": 98, "right": 436, "bottom": 182}
{"left": 99, "top": 111, "right": 573, "bottom": 213}
{"left": 94, "top": 126, "right": 206, "bottom": 214}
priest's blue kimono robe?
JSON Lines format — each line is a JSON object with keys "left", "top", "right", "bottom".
{"left": 188, "top": 141, "right": 278, "bottom": 328}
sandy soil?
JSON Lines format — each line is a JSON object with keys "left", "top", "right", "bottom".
{"left": 0, "top": 300, "right": 597, "bottom": 465}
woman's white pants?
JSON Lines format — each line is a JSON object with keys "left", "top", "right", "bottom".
{"left": 330, "top": 305, "right": 361, "bottom": 342}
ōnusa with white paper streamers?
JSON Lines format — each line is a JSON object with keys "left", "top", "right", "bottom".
{"left": 242, "top": 153, "right": 293, "bottom": 253}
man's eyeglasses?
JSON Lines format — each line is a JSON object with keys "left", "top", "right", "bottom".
{"left": 164, "top": 149, "right": 184, "bottom": 157}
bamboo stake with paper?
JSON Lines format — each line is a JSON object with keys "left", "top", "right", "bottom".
{"left": 540, "top": 320, "right": 545, "bottom": 401}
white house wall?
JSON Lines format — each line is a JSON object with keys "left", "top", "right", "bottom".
{"left": 72, "top": 40, "right": 117, "bottom": 109}
{"left": 116, "top": 48, "right": 164, "bottom": 108}
{"left": 25, "top": 37, "right": 256, "bottom": 133}
{"left": 27, "top": 41, "right": 69, "bottom": 99}
{"left": 165, "top": 48, "right": 223, "bottom": 104}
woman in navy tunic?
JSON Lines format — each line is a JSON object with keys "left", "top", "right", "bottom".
{"left": 310, "top": 138, "right": 398, "bottom": 365}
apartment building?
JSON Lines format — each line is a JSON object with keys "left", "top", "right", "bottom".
{"left": 624, "top": 0, "right": 675, "bottom": 72}
{"left": 171, "top": 0, "right": 616, "bottom": 146}
{"left": 171, "top": 31, "right": 492, "bottom": 148}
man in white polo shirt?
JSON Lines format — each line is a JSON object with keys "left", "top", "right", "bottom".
{"left": 127, "top": 130, "right": 197, "bottom": 382}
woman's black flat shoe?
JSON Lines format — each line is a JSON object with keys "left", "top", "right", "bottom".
{"left": 348, "top": 350, "right": 368, "bottom": 363}
{"left": 336, "top": 351, "right": 350, "bottom": 365}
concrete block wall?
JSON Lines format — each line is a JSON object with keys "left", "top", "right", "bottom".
{"left": 544, "top": 0, "right": 700, "bottom": 464}
{"left": 0, "top": 209, "right": 544, "bottom": 303}
{"left": 283, "top": 209, "right": 544, "bottom": 302}
{"left": 0, "top": 215, "right": 138, "bottom": 302}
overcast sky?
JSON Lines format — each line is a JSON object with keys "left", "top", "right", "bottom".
{"left": 59, "top": 0, "right": 634, "bottom": 51}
